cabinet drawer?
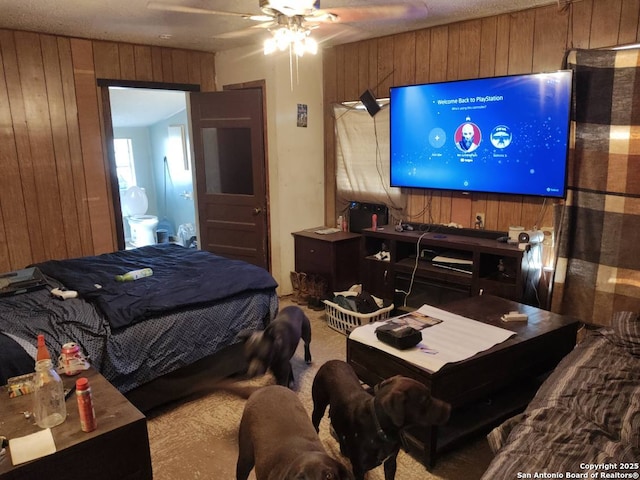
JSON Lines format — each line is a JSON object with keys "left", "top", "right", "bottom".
{"left": 295, "top": 237, "right": 333, "bottom": 272}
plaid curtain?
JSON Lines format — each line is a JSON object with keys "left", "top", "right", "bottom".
{"left": 552, "top": 48, "right": 640, "bottom": 326}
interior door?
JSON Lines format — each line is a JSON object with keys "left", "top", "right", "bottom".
{"left": 190, "top": 88, "right": 269, "bottom": 269}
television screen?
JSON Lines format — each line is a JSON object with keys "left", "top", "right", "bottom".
{"left": 389, "top": 70, "right": 573, "bottom": 198}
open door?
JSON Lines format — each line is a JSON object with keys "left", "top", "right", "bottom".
{"left": 189, "top": 87, "right": 269, "bottom": 270}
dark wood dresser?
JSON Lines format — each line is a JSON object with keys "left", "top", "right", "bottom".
{"left": 292, "top": 228, "right": 361, "bottom": 293}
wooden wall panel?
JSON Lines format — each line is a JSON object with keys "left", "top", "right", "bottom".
{"left": 376, "top": 39, "right": 394, "bottom": 98}
{"left": 323, "top": 0, "right": 640, "bottom": 234}
{"left": 41, "top": 35, "right": 83, "bottom": 259}
{"left": 590, "top": 0, "right": 624, "bottom": 47}
{"left": 0, "top": 32, "right": 32, "bottom": 270}
{"left": 2, "top": 31, "right": 46, "bottom": 263}
{"left": 619, "top": 0, "right": 640, "bottom": 44}
{"left": 119, "top": 43, "right": 136, "bottom": 79}
{"left": 479, "top": 17, "right": 498, "bottom": 78}
{"left": 532, "top": 6, "right": 570, "bottom": 72}
{"left": 0, "top": 27, "right": 216, "bottom": 271}
{"left": 57, "top": 36, "right": 94, "bottom": 257}
{"left": 134, "top": 45, "right": 154, "bottom": 81}
{"left": 393, "top": 33, "right": 416, "bottom": 87}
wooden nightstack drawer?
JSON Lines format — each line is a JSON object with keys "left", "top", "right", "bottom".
{"left": 292, "top": 228, "right": 361, "bottom": 293}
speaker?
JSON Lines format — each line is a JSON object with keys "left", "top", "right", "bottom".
{"left": 348, "top": 202, "right": 388, "bottom": 233}
{"left": 359, "top": 89, "right": 381, "bottom": 117}
{"left": 517, "top": 230, "right": 544, "bottom": 244}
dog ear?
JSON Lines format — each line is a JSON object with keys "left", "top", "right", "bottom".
{"left": 377, "top": 388, "right": 406, "bottom": 427}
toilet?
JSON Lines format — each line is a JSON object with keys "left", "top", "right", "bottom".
{"left": 122, "top": 186, "right": 158, "bottom": 247}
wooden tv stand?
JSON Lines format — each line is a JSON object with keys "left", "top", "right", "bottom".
{"left": 361, "top": 226, "right": 540, "bottom": 308}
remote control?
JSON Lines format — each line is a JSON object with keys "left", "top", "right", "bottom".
{"left": 51, "top": 288, "right": 78, "bottom": 300}
{"left": 501, "top": 311, "right": 528, "bottom": 322}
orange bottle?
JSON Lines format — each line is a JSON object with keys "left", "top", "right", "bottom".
{"left": 36, "top": 334, "right": 51, "bottom": 361}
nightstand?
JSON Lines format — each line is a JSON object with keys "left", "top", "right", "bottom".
{"left": 292, "top": 228, "right": 361, "bottom": 293}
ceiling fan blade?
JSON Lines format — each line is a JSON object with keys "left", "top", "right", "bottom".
{"left": 146, "top": 1, "right": 271, "bottom": 21}
{"left": 311, "top": 3, "right": 428, "bottom": 24}
{"left": 214, "top": 22, "right": 276, "bottom": 39}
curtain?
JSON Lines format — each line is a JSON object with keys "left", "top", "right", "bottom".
{"left": 552, "top": 48, "right": 640, "bottom": 326}
{"left": 333, "top": 104, "right": 406, "bottom": 221}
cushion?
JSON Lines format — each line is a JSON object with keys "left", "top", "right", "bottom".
{"left": 606, "top": 311, "right": 640, "bottom": 356}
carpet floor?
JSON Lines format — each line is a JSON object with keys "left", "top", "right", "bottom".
{"left": 145, "top": 296, "right": 495, "bottom": 479}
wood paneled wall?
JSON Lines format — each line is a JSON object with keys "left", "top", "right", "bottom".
{"left": 0, "top": 30, "right": 216, "bottom": 272}
{"left": 323, "top": 0, "right": 640, "bottom": 232}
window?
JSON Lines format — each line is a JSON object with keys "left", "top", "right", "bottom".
{"left": 114, "top": 138, "right": 136, "bottom": 190}
{"left": 333, "top": 103, "right": 405, "bottom": 219}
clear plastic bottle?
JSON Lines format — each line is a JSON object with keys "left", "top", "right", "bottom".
{"left": 32, "top": 359, "right": 67, "bottom": 428}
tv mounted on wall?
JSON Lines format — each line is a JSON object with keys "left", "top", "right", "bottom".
{"left": 389, "top": 70, "right": 573, "bottom": 198}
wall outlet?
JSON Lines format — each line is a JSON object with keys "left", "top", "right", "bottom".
{"left": 475, "top": 212, "right": 485, "bottom": 229}
{"left": 541, "top": 226, "right": 554, "bottom": 246}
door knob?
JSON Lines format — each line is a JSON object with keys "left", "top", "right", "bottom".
{"left": 253, "top": 207, "right": 262, "bottom": 215}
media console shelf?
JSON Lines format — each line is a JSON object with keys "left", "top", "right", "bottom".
{"left": 361, "top": 226, "right": 541, "bottom": 308}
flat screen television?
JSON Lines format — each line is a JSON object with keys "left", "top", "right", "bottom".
{"left": 389, "top": 70, "right": 573, "bottom": 198}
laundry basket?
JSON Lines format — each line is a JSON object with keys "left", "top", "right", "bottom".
{"left": 323, "top": 297, "right": 394, "bottom": 335}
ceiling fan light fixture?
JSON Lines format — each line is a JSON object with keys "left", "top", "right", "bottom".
{"left": 263, "top": 20, "right": 317, "bottom": 57}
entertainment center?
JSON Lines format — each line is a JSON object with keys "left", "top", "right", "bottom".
{"left": 361, "top": 225, "right": 541, "bottom": 308}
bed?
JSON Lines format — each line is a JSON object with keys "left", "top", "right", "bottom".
{"left": 480, "top": 311, "right": 640, "bottom": 479}
{"left": 0, "top": 243, "right": 279, "bottom": 411}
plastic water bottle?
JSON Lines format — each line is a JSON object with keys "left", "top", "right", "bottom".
{"left": 33, "top": 359, "right": 67, "bottom": 428}
{"left": 115, "top": 267, "right": 153, "bottom": 282}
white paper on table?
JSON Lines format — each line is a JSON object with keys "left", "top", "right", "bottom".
{"left": 348, "top": 304, "right": 516, "bottom": 373}
{"left": 9, "top": 428, "right": 57, "bottom": 465}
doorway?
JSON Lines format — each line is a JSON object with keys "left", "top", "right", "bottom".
{"left": 108, "top": 86, "right": 197, "bottom": 250}
{"left": 100, "top": 80, "right": 271, "bottom": 272}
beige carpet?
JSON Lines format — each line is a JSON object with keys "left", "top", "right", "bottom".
{"left": 146, "top": 296, "right": 494, "bottom": 479}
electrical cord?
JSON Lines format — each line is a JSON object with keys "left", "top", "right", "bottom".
{"left": 402, "top": 232, "right": 428, "bottom": 307}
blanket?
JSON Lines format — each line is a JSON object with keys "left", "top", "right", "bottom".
{"left": 35, "top": 244, "right": 278, "bottom": 329}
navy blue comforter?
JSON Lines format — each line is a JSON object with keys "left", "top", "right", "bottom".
{"left": 35, "top": 244, "right": 278, "bottom": 330}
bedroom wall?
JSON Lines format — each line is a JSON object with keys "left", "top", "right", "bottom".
{"left": 1, "top": 0, "right": 639, "bottom": 287}
{"left": 0, "top": 30, "right": 215, "bottom": 273}
{"left": 322, "top": 0, "right": 640, "bottom": 233}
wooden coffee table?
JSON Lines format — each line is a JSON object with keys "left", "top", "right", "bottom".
{"left": 347, "top": 294, "right": 580, "bottom": 468}
{"left": 0, "top": 368, "right": 152, "bottom": 480}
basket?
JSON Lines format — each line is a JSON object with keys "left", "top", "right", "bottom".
{"left": 323, "top": 298, "right": 394, "bottom": 335}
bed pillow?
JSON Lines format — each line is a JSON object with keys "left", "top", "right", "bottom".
{"left": 608, "top": 311, "right": 640, "bottom": 356}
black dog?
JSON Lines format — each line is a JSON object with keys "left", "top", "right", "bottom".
{"left": 238, "top": 305, "right": 311, "bottom": 388}
{"left": 311, "top": 360, "right": 451, "bottom": 480}
{"left": 236, "top": 385, "right": 353, "bottom": 480}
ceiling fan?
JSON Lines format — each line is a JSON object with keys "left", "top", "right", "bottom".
{"left": 147, "top": 1, "right": 428, "bottom": 56}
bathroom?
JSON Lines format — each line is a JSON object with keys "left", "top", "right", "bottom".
{"left": 110, "top": 87, "right": 197, "bottom": 249}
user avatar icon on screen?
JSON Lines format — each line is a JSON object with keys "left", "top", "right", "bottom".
{"left": 490, "top": 125, "right": 512, "bottom": 148}
{"left": 455, "top": 122, "right": 481, "bottom": 152}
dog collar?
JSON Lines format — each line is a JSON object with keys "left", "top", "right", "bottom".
{"left": 370, "top": 399, "right": 393, "bottom": 443}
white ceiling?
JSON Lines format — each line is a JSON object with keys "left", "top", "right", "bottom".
{"left": 109, "top": 87, "right": 187, "bottom": 128}
{"left": 0, "top": 0, "right": 560, "bottom": 53}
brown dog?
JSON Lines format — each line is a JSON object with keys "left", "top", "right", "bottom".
{"left": 237, "top": 385, "right": 353, "bottom": 480}
{"left": 311, "top": 360, "right": 450, "bottom": 480}
{"left": 238, "top": 305, "right": 312, "bottom": 388}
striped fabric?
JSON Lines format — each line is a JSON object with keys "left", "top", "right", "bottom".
{"left": 481, "top": 327, "right": 640, "bottom": 479}
{"left": 552, "top": 48, "right": 640, "bottom": 326}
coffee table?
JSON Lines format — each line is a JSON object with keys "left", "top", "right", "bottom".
{"left": 346, "top": 294, "right": 580, "bottom": 468}
{"left": 0, "top": 368, "right": 152, "bottom": 480}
